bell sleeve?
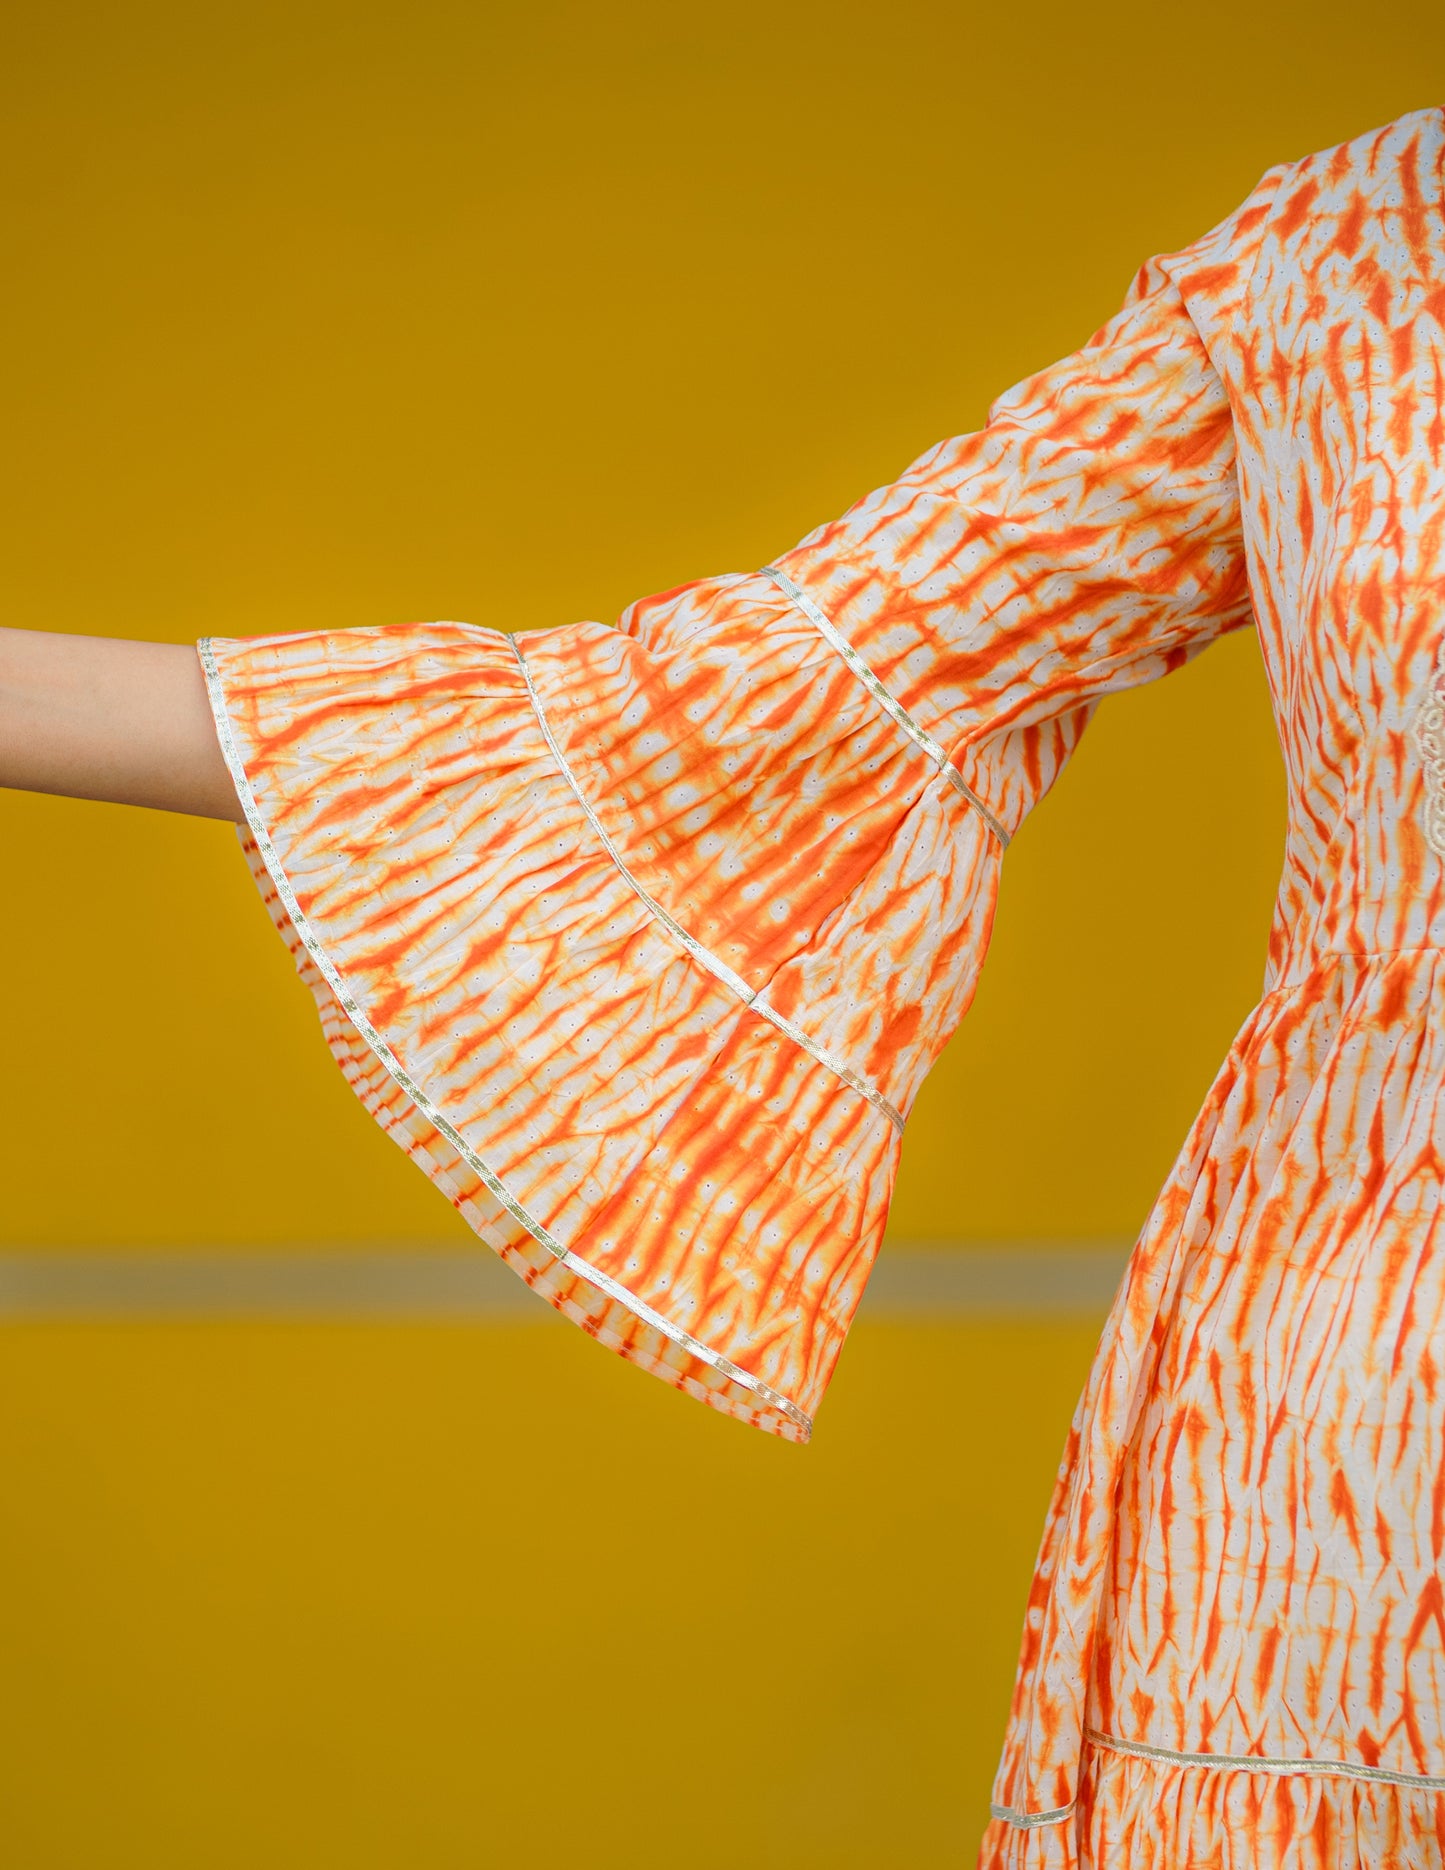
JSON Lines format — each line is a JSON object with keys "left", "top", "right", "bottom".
{"left": 199, "top": 193, "right": 1265, "bottom": 1441}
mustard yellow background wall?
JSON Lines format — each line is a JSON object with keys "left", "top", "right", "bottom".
{"left": 1, "top": 3, "right": 1440, "bottom": 1864}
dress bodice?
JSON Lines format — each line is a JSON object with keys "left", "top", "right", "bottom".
{"left": 1222, "top": 121, "right": 1445, "bottom": 974}
{"left": 981, "top": 111, "right": 1445, "bottom": 1864}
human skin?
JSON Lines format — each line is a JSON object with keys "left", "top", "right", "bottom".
{"left": 0, "top": 626, "right": 242, "bottom": 822}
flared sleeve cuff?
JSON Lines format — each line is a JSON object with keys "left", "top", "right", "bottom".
{"left": 198, "top": 616, "right": 936, "bottom": 1441}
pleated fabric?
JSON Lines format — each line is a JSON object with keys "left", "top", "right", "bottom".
{"left": 203, "top": 103, "right": 1445, "bottom": 1865}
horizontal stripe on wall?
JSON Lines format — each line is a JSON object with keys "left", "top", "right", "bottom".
{"left": 0, "top": 1244, "right": 1130, "bottom": 1321}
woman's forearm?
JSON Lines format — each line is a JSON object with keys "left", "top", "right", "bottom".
{"left": 0, "top": 626, "right": 243, "bottom": 822}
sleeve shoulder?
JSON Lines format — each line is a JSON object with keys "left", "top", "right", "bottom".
{"left": 1128, "top": 161, "right": 1291, "bottom": 374}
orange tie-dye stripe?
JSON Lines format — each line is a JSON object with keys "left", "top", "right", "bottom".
{"left": 205, "top": 104, "right": 1445, "bottom": 1868}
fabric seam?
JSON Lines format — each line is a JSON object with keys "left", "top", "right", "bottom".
{"left": 989, "top": 1721, "right": 1445, "bottom": 1831}
{"left": 196, "top": 638, "right": 813, "bottom": 1439}
{"left": 757, "top": 564, "right": 1011, "bottom": 848}
{"left": 989, "top": 1801, "right": 1074, "bottom": 1829}
{"left": 1085, "top": 1726, "right": 1445, "bottom": 1793}
{"left": 1236, "top": 160, "right": 1291, "bottom": 332}
{"left": 506, "top": 632, "right": 906, "bottom": 1133}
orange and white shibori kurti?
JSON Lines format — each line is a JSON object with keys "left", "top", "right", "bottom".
{"left": 203, "top": 109, "right": 1445, "bottom": 1866}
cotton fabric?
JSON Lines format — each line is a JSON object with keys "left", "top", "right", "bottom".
{"left": 203, "top": 108, "right": 1445, "bottom": 1864}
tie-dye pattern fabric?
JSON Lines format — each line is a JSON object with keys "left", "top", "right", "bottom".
{"left": 978, "top": 111, "right": 1445, "bottom": 1867}
{"left": 200, "top": 140, "right": 1254, "bottom": 1443}
{"left": 202, "top": 106, "right": 1445, "bottom": 1864}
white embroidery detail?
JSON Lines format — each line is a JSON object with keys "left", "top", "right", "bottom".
{"left": 1414, "top": 641, "right": 1445, "bottom": 858}
{"left": 758, "top": 565, "right": 1011, "bottom": 848}
{"left": 507, "top": 633, "right": 906, "bottom": 1133}
{"left": 197, "top": 638, "right": 812, "bottom": 1440}
{"left": 1085, "top": 1727, "right": 1445, "bottom": 1793}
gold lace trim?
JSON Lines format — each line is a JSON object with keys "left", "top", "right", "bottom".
{"left": 989, "top": 1725, "right": 1445, "bottom": 1832}
{"left": 758, "top": 565, "right": 1010, "bottom": 847}
{"left": 508, "top": 633, "right": 906, "bottom": 1133}
{"left": 989, "top": 1800, "right": 1074, "bottom": 1829}
{"left": 1085, "top": 1725, "right": 1445, "bottom": 1794}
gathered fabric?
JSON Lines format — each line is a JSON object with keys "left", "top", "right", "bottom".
{"left": 202, "top": 106, "right": 1445, "bottom": 1865}
{"left": 202, "top": 169, "right": 1248, "bottom": 1442}
{"left": 977, "top": 111, "right": 1445, "bottom": 1867}
{"left": 1013, "top": 1734, "right": 1445, "bottom": 1868}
